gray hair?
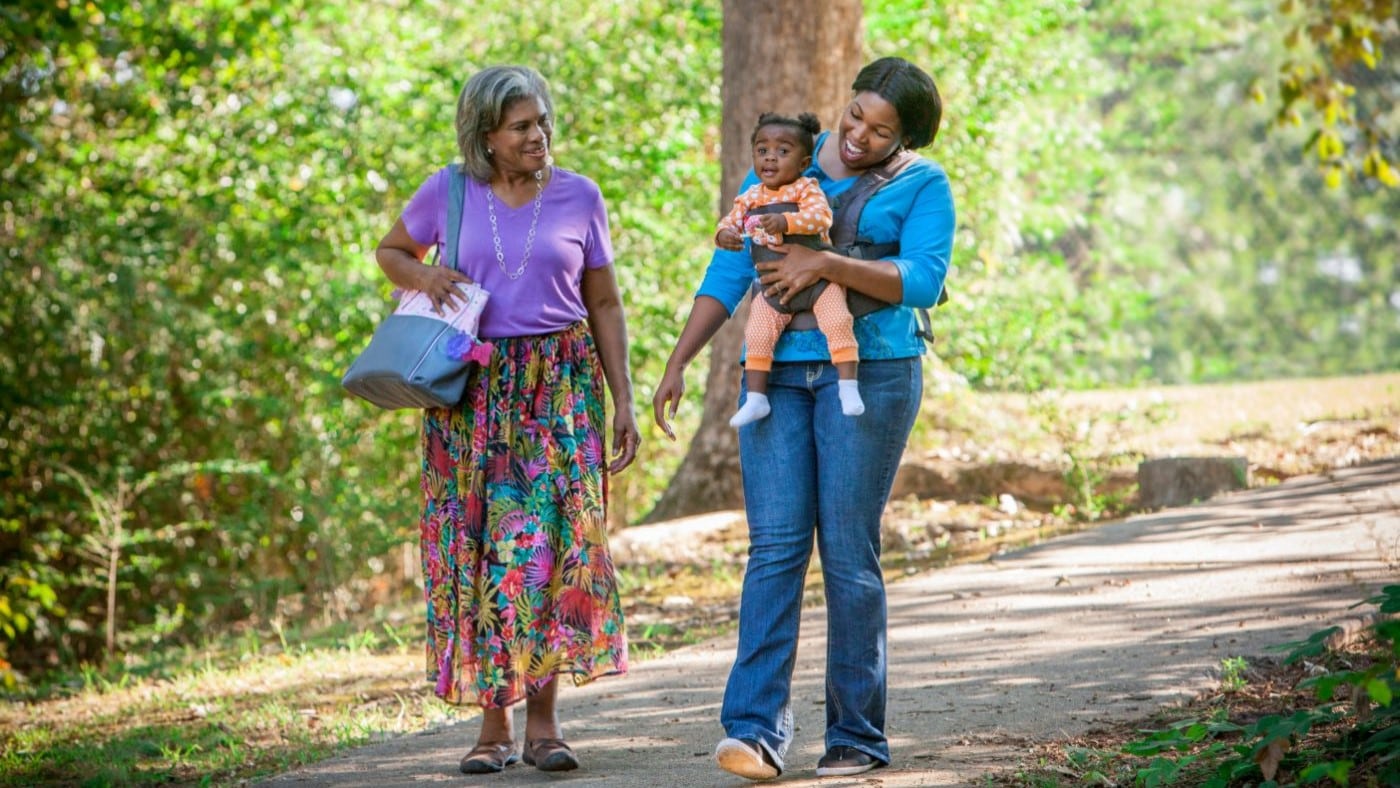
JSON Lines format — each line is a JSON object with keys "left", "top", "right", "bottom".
{"left": 455, "top": 65, "right": 556, "bottom": 181}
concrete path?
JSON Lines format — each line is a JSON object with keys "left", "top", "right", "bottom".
{"left": 261, "top": 458, "right": 1399, "bottom": 787}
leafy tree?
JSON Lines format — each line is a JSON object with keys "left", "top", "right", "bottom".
{"left": 1274, "top": 0, "right": 1399, "bottom": 188}
{"left": 0, "top": 0, "right": 730, "bottom": 675}
{"left": 2, "top": 0, "right": 1396, "bottom": 681}
{"left": 1074, "top": 0, "right": 1400, "bottom": 383}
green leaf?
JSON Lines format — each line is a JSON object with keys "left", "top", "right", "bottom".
{"left": 1366, "top": 677, "right": 1394, "bottom": 707}
{"left": 1274, "top": 627, "right": 1342, "bottom": 664}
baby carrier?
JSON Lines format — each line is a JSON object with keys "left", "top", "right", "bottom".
{"left": 747, "top": 148, "right": 947, "bottom": 344}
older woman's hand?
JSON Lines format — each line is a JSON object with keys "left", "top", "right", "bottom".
{"left": 756, "top": 243, "right": 829, "bottom": 306}
{"left": 375, "top": 219, "right": 474, "bottom": 315}
{"left": 609, "top": 410, "right": 641, "bottom": 474}
{"left": 415, "top": 264, "right": 475, "bottom": 315}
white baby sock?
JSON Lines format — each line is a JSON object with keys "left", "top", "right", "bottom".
{"left": 838, "top": 379, "right": 865, "bottom": 416}
{"left": 729, "top": 392, "right": 771, "bottom": 428}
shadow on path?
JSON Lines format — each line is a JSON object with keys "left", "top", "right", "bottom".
{"left": 261, "top": 458, "right": 1399, "bottom": 787}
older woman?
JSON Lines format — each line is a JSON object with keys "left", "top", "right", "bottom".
{"left": 654, "top": 57, "right": 955, "bottom": 780}
{"left": 375, "top": 65, "right": 638, "bottom": 774}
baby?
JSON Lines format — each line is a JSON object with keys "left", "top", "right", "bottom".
{"left": 716, "top": 111, "right": 863, "bottom": 428}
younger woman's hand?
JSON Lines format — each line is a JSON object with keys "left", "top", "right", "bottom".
{"left": 757, "top": 244, "right": 826, "bottom": 305}
{"left": 651, "top": 364, "right": 686, "bottom": 441}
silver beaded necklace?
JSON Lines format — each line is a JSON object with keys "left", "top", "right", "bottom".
{"left": 486, "top": 168, "right": 546, "bottom": 280}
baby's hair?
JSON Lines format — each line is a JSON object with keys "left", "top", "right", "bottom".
{"left": 751, "top": 111, "right": 822, "bottom": 157}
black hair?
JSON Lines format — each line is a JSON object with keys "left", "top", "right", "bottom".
{"left": 750, "top": 111, "right": 822, "bottom": 157}
{"left": 851, "top": 57, "right": 941, "bottom": 148}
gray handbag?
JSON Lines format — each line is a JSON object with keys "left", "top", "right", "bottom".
{"left": 342, "top": 170, "right": 491, "bottom": 410}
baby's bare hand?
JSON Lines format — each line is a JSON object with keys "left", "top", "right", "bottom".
{"left": 756, "top": 214, "right": 786, "bottom": 235}
{"left": 716, "top": 227, "right": 744, "bottom": 251}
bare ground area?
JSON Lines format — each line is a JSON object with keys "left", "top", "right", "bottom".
{"left": 4, "top": 373, "right": 1398, "bottom": 787}
{"left": 619, "top": 372, "right": 1400, "bottom": 648}
{"left": 265, "top": 455, "right": 1400, "bottom": 787}
{"left": 607, "top": 372, "right": 1400, "bottom": 787}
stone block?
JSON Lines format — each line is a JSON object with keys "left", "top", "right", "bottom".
{"left": 1137, "top": 456, "right": 1249, "bottom": 510}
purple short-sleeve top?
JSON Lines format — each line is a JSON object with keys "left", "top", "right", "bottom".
{"left": 400, "top": 165, "right": 614, "bottom": 338}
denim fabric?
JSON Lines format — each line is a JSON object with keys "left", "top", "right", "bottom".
{"left": 721, "top": 358, "right": 922, "bottom": 768}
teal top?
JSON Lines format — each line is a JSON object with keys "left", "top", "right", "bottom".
{"left": 696, "top": 131, "right": 956, "bottom": 361}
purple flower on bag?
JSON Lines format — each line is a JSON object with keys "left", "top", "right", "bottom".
{"left": 443, "top": 330, "right": 494, "bottom": 364}
{"left": 443, "top": 331, "right": 471, "bottom": 359}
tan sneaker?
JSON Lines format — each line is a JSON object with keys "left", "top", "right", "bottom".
{"left": 714, "top": 737, "right": 779, "bottom": 780}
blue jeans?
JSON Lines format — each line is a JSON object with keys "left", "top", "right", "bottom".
{"left": 721, "top": 358, "right": 922, "bottom": 770}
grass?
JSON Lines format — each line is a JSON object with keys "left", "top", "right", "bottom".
{"left": 0, "top": 563, "right": 753, "bottom": 787}
{"left": 0, "top": 634, "right": 444, "bottom": 786}
{"left": 4, "top": 372, "right": 1399, "bottom": 786}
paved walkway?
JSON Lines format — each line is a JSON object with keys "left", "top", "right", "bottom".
{"left": 262, "top": 458, "right": 1399, "bottom": 787}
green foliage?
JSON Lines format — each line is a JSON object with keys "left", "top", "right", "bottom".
{"left": 2, "top": 0, "right": 1398, "bottom": 681}
{"left": 1036, "top": 0, "right": 1399, "bottom": 384}
{"left": 1220, "top": 655, "right": 1249, "bottom": 693}
{"left": 3, "top": 0, "right": 419, "bottom": 672}
{"left": 1274, "top": 0, "right": 1399, "bottom": 188}
{"left": 0, "top": 0, "right": 722, "bottom": 672}
{"left": 1113, "top": 586, "right": 1400, "bottom": 786}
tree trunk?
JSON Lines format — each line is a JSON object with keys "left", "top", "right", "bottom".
{"left": 644, "top": 0, "right": 864, "bottom": 523}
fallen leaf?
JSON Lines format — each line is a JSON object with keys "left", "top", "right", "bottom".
{"left": 1254, "top": 738, "right": 1287, "bottom": 781}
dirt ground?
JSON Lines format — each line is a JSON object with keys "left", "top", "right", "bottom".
{"left": 263, "top": 374, "right": 1400, "bottom": 787}
{"left": 263, "top": 457, "right": 1400, "bottom": 786}
{"left": 616, "top": 373, "right": 1400, "bottom": 644}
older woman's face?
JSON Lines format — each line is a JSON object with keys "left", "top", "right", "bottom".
{"left": 836, "top": 91, "right": 903, "bottom": 171}
{"left": 485, "top": 96, "right": 552, "bottom": 176}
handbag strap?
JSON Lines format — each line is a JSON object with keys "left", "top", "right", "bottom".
{"left": 444, "top": 165, "right": 466, "bottom": 271}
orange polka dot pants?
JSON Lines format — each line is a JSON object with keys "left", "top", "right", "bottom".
{"left": 745, "top": 283, "right": 859, "bottom": 373}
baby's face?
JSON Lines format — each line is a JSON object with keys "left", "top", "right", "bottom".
{"left": 752, "top": 125, "right": 810, "bottom": 189}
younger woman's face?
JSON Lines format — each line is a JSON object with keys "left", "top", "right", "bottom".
{"left": 751, "top": 124, "right": 811, "bottom": 189}
{"left": 836, "top": 91, "right": 904, "bottom": 170}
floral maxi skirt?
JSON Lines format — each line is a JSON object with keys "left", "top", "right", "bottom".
{"left": 419, "top": 321, "right": 627, "bottom": 708}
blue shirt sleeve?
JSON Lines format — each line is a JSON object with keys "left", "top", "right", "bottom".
{"left": 695, "top": 170, "right": 763, "bottom": 314}
{"left": 885, "top": 162, "right": 955, "bottom": 309}
{"left": 844, "top": 157, "right": 955, "bottom": 309}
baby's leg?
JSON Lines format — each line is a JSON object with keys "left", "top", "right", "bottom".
{"left": 812, "top": 285, "right": 864, "bottom": 416}
{"left": 733, "top": 298, "right": 791, "bottom": 428}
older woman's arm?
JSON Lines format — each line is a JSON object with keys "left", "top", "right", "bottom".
{"left": 375, "top": 218, "right": 473, "bottom": 313}
{"left": 582, "top": 264, "right": 640, "bottom": 474}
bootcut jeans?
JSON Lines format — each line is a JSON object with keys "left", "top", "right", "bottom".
{"left": 721, "top": 357, "right": 922, "bottom": 772}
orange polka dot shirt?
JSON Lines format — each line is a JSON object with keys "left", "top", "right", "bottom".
{"left": 717, "top": 176, "right": 833, "bottom": 247}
